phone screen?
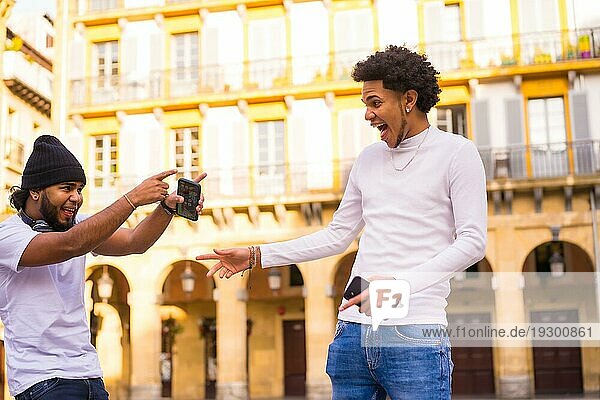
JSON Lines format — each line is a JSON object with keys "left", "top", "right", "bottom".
{"left": 176, "top": 178, "right": 201, "bottom": 221}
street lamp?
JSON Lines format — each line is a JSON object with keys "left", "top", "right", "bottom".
{"left": 549, "top": 251, "right": 565, "bottom": 278}
{"left": 180, "top": 261, "right": 197, "bottom": 295}
{"left": 268, "top": 268, "right": 282, "bottom": 292}
{"left": 97, "top": 265, "right": 113, "bottom": 303}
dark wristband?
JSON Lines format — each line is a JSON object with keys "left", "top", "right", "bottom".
{"left": 160, "top": 200, "right": 176, "bottom": 216}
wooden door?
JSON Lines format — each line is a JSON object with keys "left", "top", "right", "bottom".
{"left": 452, "top": 346, "right": 495, "bottom": 395}
{"left": 283, "top": 320, "right": 306, "bottom": 396}
{"left": 448, "top": 313, "right": 495, "bottom": 396}
{"left": 531, "top": 310, "right": 583, "bottom": 395}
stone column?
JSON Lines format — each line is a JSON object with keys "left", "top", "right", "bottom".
{"left": 128, "top": 289, "right": 162, "bottom": 399}
{"left": 301, "top": 259, "right": 336, "bottom": 399}
{"left": 215, "top": 277, "right": 248, "bottom": 400}
{"left": 494, "top": 272, "right": 532, "bottom": 398}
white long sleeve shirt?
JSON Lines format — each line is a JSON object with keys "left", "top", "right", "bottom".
{"left": 261, "top": 126, "right": 487, "bottom": 325}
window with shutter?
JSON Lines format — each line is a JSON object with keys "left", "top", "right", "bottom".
{"left": 255, "top": 120, "right": 285, "bottom": 196}
{"left": 248, "top": 18, "right": 286, "bottom": 89}
{"left": 519, "top": 0, "right": 560, "bottom": 63}
{"left": 434, "top": 105, "right": 467, "bottom": 137}
{"left": 291, "top": 2, "right": 329, "bottom": 85}
{"left": 171, "top": 32, "right": 199, "bottom": 97}
{"left": 92, "top": 41, "right": 119, "bottom": 103}
{"left": 202, "top": 12, "right": 244, "bottom": 92}
{"left": 378, "top": 0, "right": 418, "bottom": 48}
{"left": 173, "top": 127, "right": 200, "bottom": 181}
{"left": 423, "top": 1, "right": 464, "bottom": 70}
{"left": 334, "top": 9, "right": 373, "bottom": 80}
{"left": 91, "top": 134, "right": 118, "bottom": 189}
{"left": 527, "top": 97, "right": 568, "bottom": 177}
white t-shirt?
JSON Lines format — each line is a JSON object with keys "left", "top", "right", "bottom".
{"left": 0, "top": 214, "right": 102, "bottom": 396}
{"left": 261, "top": 127, "right": 488, "bottom": 325}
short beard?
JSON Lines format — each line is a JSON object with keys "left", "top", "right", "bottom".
{"left": 40, "top": 192, "right": 75, "bottom": 232}
{"left": 394, "top": 117, "right": 408, "bottom": 147}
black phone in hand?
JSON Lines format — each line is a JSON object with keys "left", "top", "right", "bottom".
{"left": 176, "top": 178, "right": 201, "bottom": 221}
{"left": 343, "top": 276, "right": 370, "bottom": 303}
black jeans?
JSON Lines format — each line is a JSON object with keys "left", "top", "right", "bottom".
{"left": 15, "top": 377, "right": 109, "bottom": 400}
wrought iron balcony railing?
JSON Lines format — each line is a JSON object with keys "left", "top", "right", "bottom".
{"left": 87, "top": 159, "right": 355, "bottom": 209}
{"left": 478, "top": 139, "right": 600, "bottom": 181}
{"left": 86, "top": 141, "right": 600, "bottom": 210}
{"left": 70, "top": 49, "right": 365, "bottom": 106}
{"left": 70, "top": 27, "right": 600, "bottom": 107}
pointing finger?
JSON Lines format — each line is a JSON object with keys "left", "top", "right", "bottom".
{"left": 197, "top": 254, "right": 219, "bottom": 261}
{"left": 194, "top": 172, "right": 208, "bottom": 183}
{"left": 153, "top": 169, "right": 178, "bottom": 181}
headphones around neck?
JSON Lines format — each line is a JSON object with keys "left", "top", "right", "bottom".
{"left": 18, "top": 210, "right": 54, "bottom": 232}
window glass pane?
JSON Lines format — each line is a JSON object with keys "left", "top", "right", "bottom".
{"left": 528, "top": 99, "right": 547, "bottom": 145}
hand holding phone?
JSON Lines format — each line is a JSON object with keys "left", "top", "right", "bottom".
{"left": 343, "top": 276, "right": 370, "bottom": 306}
{"left": 176, "top": 178, "right": 201, "bottom": 221}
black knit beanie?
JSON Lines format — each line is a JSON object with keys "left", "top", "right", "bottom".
{"left": 21, "top": 135, "right": 87, "bottom": 190}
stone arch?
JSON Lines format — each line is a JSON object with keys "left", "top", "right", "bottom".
{"left": 522, "top": 240, "right": 594, "bottom": 274}
{"left": 155, "top": 258, "right": 215, "bottom": 299}
{"left": 159, "top": 259, "right": 217, "bottom": 399}
{"left": 85, "top": 264, "right": 131, "bottom": 310}
{"left": 162, "top": 260, "right": 215, "bottom": 304}
{"left": 328, "top": 251, "right": 357, "bottom": 313}
{"left": 330, "top": 251, "right": 357, "bottom": 294}
{"left": 522, "top": 241, "right": 595, "bottom": 396}
{"left": 85, "top": 265, "right": 131, "bottom": 400}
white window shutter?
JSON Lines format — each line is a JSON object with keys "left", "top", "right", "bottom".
{"left": 468, "top": 0, "right": 485, "bottom": 39}
{"left": 472, "top": 100, "right": 491, "bottom": 147}
{"left": 70, "top": 37, "right": 86, "bottom": 80}
{"left": 121, "top": 35, "right": 136, "bottom": 77}
{"left": 423, "top": 1, "right": 443, "bottom": 43}
{"left": 289, "top": 114, "right": 307, "bottom": 192}
{"left": 202, "top": 118, "right": 220, "bottom": 195}
{"left": 569, "top": 91, "right": 590, "bottom": 141}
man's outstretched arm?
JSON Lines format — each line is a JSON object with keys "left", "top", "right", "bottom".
{"left": 94, "top": 172, "right": 206, "bottom": 256}
{"left": 19, "top": 169, "right": 178, "bottom": 267}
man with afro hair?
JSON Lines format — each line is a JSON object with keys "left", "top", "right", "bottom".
{"left": 198, "top": 45, "right": 487, "bottom": 399}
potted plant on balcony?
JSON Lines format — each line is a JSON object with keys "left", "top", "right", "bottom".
{"left": 578, "top": 34, "right": 591, "bottom": 58}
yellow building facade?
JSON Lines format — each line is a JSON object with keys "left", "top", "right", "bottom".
{"left": 1, "top": 0, "right": 599, "bottom": 399}
{"left": 0, "top": 1, "right": 56, "bottom": 399}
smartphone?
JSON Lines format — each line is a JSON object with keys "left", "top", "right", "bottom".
{"left": 176, "top": 178, "right": 201, "bottom": 221}
{"left": 343, "top": 276, "right": 370, "bottom": 304}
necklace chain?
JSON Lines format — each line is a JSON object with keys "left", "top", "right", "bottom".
{"left": 390, "top": 126, "right": 431, "bottom": 171}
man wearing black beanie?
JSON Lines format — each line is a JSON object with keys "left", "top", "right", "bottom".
{"left": 0, "top": 135, "right": 206, "bottom": 400}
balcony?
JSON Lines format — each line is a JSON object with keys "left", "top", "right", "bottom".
{"left": 70, "top": 27, "right": 600, "bottom": 109}
{"left": 479, "top": 140, "right": 600, "bottom": 181}
{"left": 3, "top": 50, "right": 52, "bottom": 117}
{"left": 426, "top": 27, "right": 600, "bottom": 72}
{"left": 85, "top": 140, "right": 600, "bottom": 212}
{"left": 85, "top": 159, "right": 354, "bottom": 212}
{"left": 70, "top": 50, "right": 358, "bottom": 107}
{"left": 80, "top": 0, "right": 281, "bottom": 15}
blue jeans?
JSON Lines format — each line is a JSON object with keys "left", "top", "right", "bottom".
{"left": 15, "top": 378, "right": 109, "bottom": 400}
{"left": 326, "top": 321, "right": 453, "bottom": 400}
